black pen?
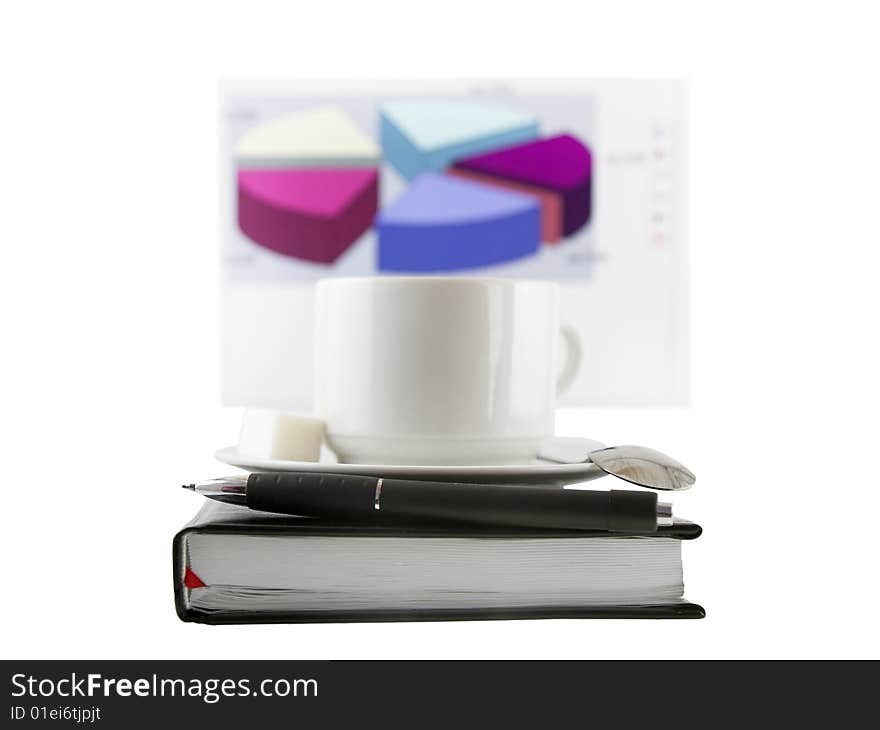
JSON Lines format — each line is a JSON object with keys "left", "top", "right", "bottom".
{"left": 183, "top": 472, "right": 672, "bottom": 532}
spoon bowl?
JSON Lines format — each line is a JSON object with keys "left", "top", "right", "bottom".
{"left": 588, "top": 445, "right": 695, "bottom": 491}
{"left": 536, "top": 439, "right": 695, "bottom": 491}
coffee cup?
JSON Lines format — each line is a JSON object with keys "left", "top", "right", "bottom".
{"left": 314, "top": 277, "right": 580, "bottom": 465}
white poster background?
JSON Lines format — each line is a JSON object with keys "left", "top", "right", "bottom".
{"left": 221, "top": 79, "right": 688, "bottom": 408}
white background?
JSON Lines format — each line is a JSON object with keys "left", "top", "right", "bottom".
{"left": 1, "top": 1, "right": 878, "bottom": 659}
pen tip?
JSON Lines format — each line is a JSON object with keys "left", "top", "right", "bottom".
{"left": 182, "top": 484, "right": 195, "bottom": 490}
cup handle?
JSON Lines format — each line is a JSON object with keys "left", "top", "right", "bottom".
{"left": 557, "top": 324, "right": 582, "bottom": 395}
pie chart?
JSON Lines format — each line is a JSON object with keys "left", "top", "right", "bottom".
{"left": 379, "top": 99, "right": 539, "bottom": 180}
{"left": 234, "top": 100, "right": 592, "bottom": 271}
{"left": 235, "top": 107, "right": 380, "bottom": 264}
{"left": 238, "top": 168, "right": 379, "bottom": 264}
{"left": 235, "top": 106, "right": 380, "bottom": 167}
{"left": 449, "top": 134, "right": 592, "bottom": 243}
{"left": 377, "top": 173, "right": 541, "bottom": 271}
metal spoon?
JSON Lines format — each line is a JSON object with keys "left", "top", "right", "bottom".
{"left": 537, "top": 438, "right": 695, "bottom": 491}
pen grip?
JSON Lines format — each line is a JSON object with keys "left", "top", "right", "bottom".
{"left": 247, "top": 472, "right": 378, "bottom": 517}
{"left": 380, "top": 481, "right": 658, "bottom": 532}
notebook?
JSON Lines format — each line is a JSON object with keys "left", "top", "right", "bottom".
{"left": 174, "top": 501, "right": 704, "bottom": 623}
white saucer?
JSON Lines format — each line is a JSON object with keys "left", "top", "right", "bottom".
{"left": 214, "top": 437, "right": 607, "bottom": 486}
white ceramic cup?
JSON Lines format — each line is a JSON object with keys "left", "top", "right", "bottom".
{"left": 314, "top": 277, "right": 581, "bottom": 465}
